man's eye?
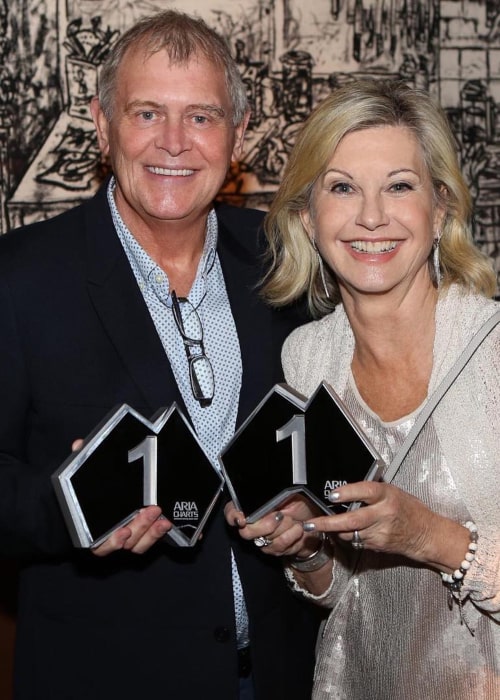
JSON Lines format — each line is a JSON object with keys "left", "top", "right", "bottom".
{"left": 140, "top": 111, "right": 155, "bottom": 121}
{"left": 193, "top": 115, "right": 208, "bottom": 124}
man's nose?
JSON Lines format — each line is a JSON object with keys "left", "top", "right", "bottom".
{"left": 155, "top": 119, "right": 190, "bottom": 156}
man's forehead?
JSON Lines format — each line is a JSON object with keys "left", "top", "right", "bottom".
{"left": 122, "top": 44, "right": 221, "bottom": 73}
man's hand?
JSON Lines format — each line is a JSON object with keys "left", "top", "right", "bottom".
{"left": 92, "top": 506, "right": 172, "bottom": 556}
{"left": 71, "top": 439, "right": 172, "bottom": 556}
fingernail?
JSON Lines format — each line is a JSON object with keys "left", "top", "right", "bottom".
{"left": 303, "top": 522, "right": 316, "bottom": 532}
{"left": 328, "top": 492, "right": 340, "bottom": 502}
{"left": 275, "top": 511, "right": 284, "bottom": 522}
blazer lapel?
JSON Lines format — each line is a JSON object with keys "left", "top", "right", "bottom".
{"left": 82, "top": 188, "right": 184, "bottom": 416}
{"left": 216, "top": 213, "right": 279, "bottom": 426}
{"left": 80, "top": 193, "right": 286, "bottom": 424}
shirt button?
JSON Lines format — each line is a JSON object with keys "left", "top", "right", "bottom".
{"left": 213, "top": 626, "right": 231, "bottom": 643}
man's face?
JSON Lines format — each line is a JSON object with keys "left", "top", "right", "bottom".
{"left": 91, "top": 48, "right": 247, "bottom": 234}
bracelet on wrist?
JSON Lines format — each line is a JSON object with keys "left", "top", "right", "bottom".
{"left": 287, "top": 533, "right": 332, "bottom": 573}
{"left": 440, "top": 521, "right": 478, "bottom": 632}
{"left": 440, "top": 520, "right": 478, "bottom": 590}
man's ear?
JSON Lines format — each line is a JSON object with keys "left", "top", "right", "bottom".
{"left": 90, "top": 96, "right": 111, "bottom": 157}
{"left": 231, "top": 110, "right": 251, "bottom": 162}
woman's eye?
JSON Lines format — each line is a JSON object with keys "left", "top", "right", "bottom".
{"left": 390, "top": 182, "right": 413, "bottom": 193}
{"left": 330, "top": 182, "right": 352, "bottom": 194}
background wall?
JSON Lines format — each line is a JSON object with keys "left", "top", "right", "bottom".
{"left": 0, "top": 1, "right": 499, "bottom": 695}
{"left": 0, "top": 0, "right": 499, "bottom": 291}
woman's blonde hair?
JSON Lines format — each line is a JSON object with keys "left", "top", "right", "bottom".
{"left": 262, "top": 79, "right": 497, "bottom": 317}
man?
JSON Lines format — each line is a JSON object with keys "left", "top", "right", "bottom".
{"left": 0, "top": 10, "right": 319, "bottom": 700}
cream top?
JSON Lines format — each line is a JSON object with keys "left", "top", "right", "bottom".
{"left": 282, "top": 285, "right": 500, "bottom": 699}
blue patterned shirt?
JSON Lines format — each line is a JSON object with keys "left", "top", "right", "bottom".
{"left": 107, "top": 179, "right": 249, "bottom": 648}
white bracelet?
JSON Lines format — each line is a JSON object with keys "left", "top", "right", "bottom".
{"left": 441, "top": 520, "right": 478, "bottom": 589}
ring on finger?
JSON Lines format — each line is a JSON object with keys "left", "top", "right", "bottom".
{"left": 254, "top": 536, "right": 273, "bottom": 548}
{"left": 351, "top": 530, "right": 364, "bottom": 550}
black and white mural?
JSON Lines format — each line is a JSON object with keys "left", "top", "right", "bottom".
{"left": 0, "top": 0, "right": 499, "bottom": 289}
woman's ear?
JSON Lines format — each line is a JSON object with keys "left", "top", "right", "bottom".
{"left": 299, "top": 208, "right": 314, "bottom": 240}
{"left": 433, "top": 185, "right": 448, "bottom": 236}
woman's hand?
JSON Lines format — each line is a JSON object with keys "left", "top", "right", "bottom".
{"left": 224, "top": 496, "right": 323, "bottom": 559}
{"left": 305, "top": 481, "right": 471, "bottom": 573}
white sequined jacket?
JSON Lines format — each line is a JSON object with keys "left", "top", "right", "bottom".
{"left": 282, "top": 284, "right": 500, "bottom": 699}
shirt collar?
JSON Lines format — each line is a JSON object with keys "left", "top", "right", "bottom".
{"left": 107, "top": 176, "right": 218, "bottom": 295}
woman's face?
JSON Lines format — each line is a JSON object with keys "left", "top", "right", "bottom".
{"left": 301, "top": 125, "right": 445, "bottom": 302}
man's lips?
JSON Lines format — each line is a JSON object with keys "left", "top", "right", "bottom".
{"left": 147, "top": 166, "right": 195, "bottom": 176}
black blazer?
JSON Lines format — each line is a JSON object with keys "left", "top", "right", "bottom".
{"left": 0, "top": 185, "right": 319, "bottom": 699}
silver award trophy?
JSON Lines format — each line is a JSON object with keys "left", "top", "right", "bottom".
{"left": 220, "top": 381, "right": 385, "bottom": 522}
{"left": 52, "top": 403, "right": 224, "bottom": 548}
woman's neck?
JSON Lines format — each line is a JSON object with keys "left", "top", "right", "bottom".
{"left": 344, "top": 284, "right": 438, "bottom": 421}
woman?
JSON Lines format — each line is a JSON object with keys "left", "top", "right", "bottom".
{"left": 225, "top": 80, "right": 499, "bottom": 698}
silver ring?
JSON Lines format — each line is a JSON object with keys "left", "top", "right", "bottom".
{"left": 254, "top": 536, "right": 273, "bottom": 548}
{"left": 351, "top": 530, "right": 364, "bottom": 550}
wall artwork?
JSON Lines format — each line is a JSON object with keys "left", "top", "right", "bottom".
{"left": 0, "top": 0, "right": 499, "bottom": 289}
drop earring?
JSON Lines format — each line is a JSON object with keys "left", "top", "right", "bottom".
{"left": 433, "top": 233, "right": 442, "bottom": 288}
{"left": 312, "top": 237, "right": 330, "bottom": 299}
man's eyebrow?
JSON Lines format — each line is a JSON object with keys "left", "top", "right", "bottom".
{"left": 187, "top": 103, "right": 226, "bottom": 118}
{"left": 124, "top": 100, "right": 226, "bottom": 118}
{"left": 125, "top": 100, "right": 162, "bottom": 111}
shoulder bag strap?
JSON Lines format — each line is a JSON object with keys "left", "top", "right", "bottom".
{"left": 383, "top": 310, "right": 500, "bottom": 484}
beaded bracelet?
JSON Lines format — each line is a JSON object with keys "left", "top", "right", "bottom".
{"left": 441, "top": 520, "right": 478, "bottom": 590}
{"left": 441, "top": 521, "right": 478, "bottom": 632}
